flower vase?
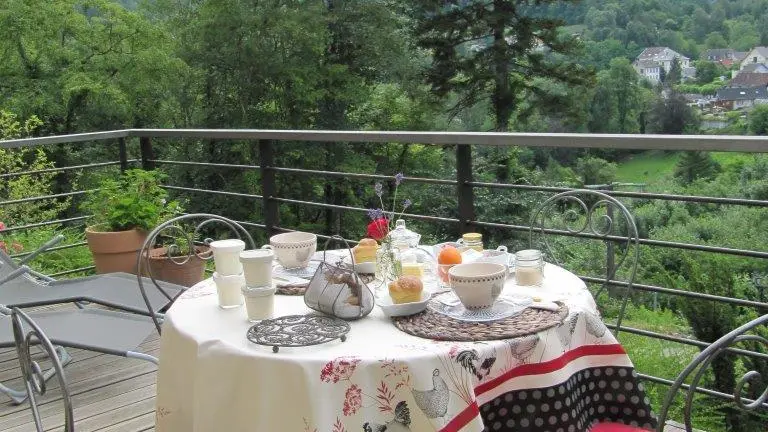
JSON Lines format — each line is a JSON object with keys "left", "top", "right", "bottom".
{"left": 375, "top": 243, "right": 401, "bottom": 282}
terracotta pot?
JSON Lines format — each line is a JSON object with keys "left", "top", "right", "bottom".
{"left": 85, "top": 226, "right": 148, "bottom": 275}
{"left": 146, "top": 246, "right": 210, "bottom": 287}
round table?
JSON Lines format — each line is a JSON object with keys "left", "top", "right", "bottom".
{"left": 155, "top": 263, "right": 656, "bottom": 432}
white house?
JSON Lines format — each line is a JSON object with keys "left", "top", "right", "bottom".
{"left": 633, "top": 47, "right": 694, "bottom": 82}
{"left": 716, "top": 86, "right": 768, "bottom": 110}
{"left": 740, "top": 47, "right": 768, "bottom": 71}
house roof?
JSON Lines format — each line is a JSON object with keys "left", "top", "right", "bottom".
{"left": 747, "top": 46, "right": 768, "bottom": 57}
{"left": 637, "top": 47, "right": 689, "bottom": 62}
{"left": 741, "top": 63, "right": 768, "bottom": 73}
{"left": 733, "top": 51, "right": 749, "bottom": 62}
{"left": 729, "top": 72, "right": 768, "bottom": 88}
{"left": 702, "top": 49, "right": 735, "bottom": 60}
{"left": 716, "top": 86, "right": 768, "bottom": 101}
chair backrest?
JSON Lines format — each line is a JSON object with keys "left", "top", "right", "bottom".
{"left": 529, "top": 189, "right": 639, "bottom": 335}
{"left": 136, "top": 213, "right": 256, "bottom": 333}
{"left": 656, "top": 313, "right": 768, "bottom": 432}
{"left": 11, "top": 307, "right": 74, "bottom": 432}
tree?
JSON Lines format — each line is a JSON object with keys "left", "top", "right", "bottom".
{"left": 674, "top": 151, "right": 720, "bottom": 184}
{"left": 695, "top": 60, "right": 725, "bottom": 85}
{"left": 704, "top": 31, "right": 728, "bottom": 49}
{"left": 575, "top": 156, "right": 617, "bottom": 186}
{"left": 410, "top": 0, "right": 592, "bottom": 131}
{"left": 748, "top": 104, "right": 768, "bottom": 135}
{"left": 665, "top": 57, "right": 682, "bottom": 86}
{"left": 649, "top": 90, "right": 699, "bottom": 134}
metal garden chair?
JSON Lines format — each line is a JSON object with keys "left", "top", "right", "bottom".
{"left": 0, "top": 235, "right": 184, "bottom": 317}
{"left": 529, "top": 189, "right": 640, "bottom": 336}
{"left": 591, "top": 313, "right": 768, "bottom": 432}
{"left": 136, "top": 213, "right": 256, "bottom": 334}
{"left": 11, "top": 307, "right": 75, "bottom": 431}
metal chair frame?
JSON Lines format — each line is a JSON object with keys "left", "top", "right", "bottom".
{"left": 136, "top": 213, "right": 256, "bottom": 333}
{"left": 529, "top": 189, "right": 640, "bottom": 335}
{"left": 656, "top": 313, "right": 768, "bottom": 432}
{"left": 11, "top": 307, "right": 75, "bottom": 431}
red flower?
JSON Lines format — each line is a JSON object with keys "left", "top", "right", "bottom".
{"left": 0, "top": 221, "right": 5, "bottom": 231}
{"left": 366, "top": 218, "right": 389, "bottom": 241}
{"left": 342, "top": 385, "right": 362, "bottom": 416}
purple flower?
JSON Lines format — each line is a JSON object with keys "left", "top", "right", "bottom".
{"left": 374, "top": 182, "right": 383, "bottom": 197}
{"left": 394, "top": 173, "right": 404, "bottom": 186}
{"left": 367, "top": 208, "right": 378, "bottom": 220}
{"left": 403, "top": 199, "right": 412, "bottom": 209}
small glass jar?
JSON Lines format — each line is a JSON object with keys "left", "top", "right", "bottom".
{"left": 461, "top": 233, "right": 483, "bottom": 252}
{"left": 389, "top": 219, "right": 421, "bottom": 250}
{"left": 514, "top": 249, "right": 544, "bottom": 286}
{"left": 242, "top": 286, "right": 276, "bottom": 322}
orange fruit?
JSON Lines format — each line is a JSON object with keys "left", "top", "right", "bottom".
{"left": 438, "top": 246, "right": 462, "bottom": 265}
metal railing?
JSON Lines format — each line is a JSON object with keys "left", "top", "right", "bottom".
{"left": 2, "top": 129, "right": 768, "bottom": 415}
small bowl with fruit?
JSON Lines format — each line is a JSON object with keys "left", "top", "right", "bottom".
{"left": 378, "top": 275, "right": 430, "bottom": 317}
{"left": 436, "top": 244, "right": 463, "bottom": 289}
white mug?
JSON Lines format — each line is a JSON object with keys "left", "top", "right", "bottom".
{"left": 262, "top": 232, "right": 317, "bottom": 269}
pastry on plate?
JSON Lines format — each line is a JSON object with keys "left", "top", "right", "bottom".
{"left": 353, "top": 238, "right": 378, "bottom": 263}
{"left": 388, "top": 275, "right": 424, "bottom": 304}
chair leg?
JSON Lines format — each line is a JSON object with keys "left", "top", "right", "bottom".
{"left": 1, "top": 346, "right": 72, "bottom": 405}
{"left": 125, "top": 351, "right": 159, "bottom": 365}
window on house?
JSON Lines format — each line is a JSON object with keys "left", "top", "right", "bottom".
{"left": 755, "top": 57, "right": 759, "bottom": 63}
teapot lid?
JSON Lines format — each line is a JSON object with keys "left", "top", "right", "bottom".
{"left": 389, "top": 219, "right": 420, "bottom": 247}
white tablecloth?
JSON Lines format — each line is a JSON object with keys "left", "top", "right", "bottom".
{"left": 155, "top": 263, "right": 655, "bottom": 432}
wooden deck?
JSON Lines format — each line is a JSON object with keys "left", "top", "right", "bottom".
{"left": 0, "top": 332, "right": 158, "bottom": 432}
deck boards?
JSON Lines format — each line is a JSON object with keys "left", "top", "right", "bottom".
{"left": 0, "top": 330, "right": 158, "bottom": 432}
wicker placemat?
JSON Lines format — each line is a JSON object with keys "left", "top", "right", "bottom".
{"left": 392, "top": 302, "right": 569, "bottom": 341}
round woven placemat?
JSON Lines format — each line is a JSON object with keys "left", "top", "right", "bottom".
{"left": 276, "top": 285, "right": 308, "bottom": 296}
{"left": 392, "top": 302, "right": 569, "bottom": 341}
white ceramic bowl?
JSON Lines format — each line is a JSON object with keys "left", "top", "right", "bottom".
{"left": 448, "top": 263, "right": 507, "bottom": 309}
{"left": 378, "top": 291, "right": 430, "bottom": 317}
{"left": 262, "top": 232, "right": 317, "bottom": 269}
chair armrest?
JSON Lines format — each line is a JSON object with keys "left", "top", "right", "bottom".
{"left": 0, "top": 265, "right": 31, "bottom": 286}
{"left": 28, "top": 268, "right": 56, "bottom": 283}
{"left": 17, "top": 235, "right": 65, "bottom": 266}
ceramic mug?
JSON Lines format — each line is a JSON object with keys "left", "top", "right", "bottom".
{"left": 476, "top": 246, "right": 513, "bottom": 268}
{"left": 448, "top": 263, "right": 507, "bottom": 309}
{"left": 262, "top": 232, "right": 317, "bottom": 269}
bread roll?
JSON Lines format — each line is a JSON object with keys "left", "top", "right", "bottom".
{"left": 388, "top": 275, "right": 423, "bottom": 304}
{"left": 353, "top": 238, "right": 378, "bottom": 263}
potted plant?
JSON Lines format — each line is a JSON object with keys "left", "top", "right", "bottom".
{"left": 82, "top": 169, "right": 180, "bottom": 275}
{"left": 146, "top": 230, "right": 210, "bottom": 287}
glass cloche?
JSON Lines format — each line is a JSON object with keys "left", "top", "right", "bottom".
{"left": 389, "top": 219, "right": 421, "bottom": 250}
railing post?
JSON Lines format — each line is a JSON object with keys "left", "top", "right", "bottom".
{"left": 140, "top": 137, "right": 155, "bottom": 170}
{"left": 456, "top": 144, "right": 475, "bottom": 234}
{"left": 118, "top": 138, "right": 128, "bottom": 172}
{"left": 259, "top": 139, "right": 279, "bottom": 236}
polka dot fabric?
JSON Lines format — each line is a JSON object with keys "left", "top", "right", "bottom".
{"left": 479, "top": 367, "right": 657, "bottom": 432}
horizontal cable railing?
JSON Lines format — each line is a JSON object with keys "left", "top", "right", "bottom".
{"left": 2, "top": 128, "right": 767, "bottom": 411}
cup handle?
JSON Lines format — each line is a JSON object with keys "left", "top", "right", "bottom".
{"left": 261, "top": 245, "right": 273, "bottom": 250}
{"left": 455, "top": 238, "right": 465, "bottom": 244}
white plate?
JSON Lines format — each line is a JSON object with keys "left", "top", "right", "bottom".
{"left": 273, "top": 261, "right": 321, "bottom": 280}
{"left": 378, "top": 291, "right": 430, "bottom": 317}
{"left": 429, "top": 292, "right": 532, "bottom": 322}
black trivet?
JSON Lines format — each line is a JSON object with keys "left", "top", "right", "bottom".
{"left": 246, "top": 314, "right": 351, "bottom": 352}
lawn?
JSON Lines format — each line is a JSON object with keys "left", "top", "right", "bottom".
{"left": 615, "top": 151, "right": 680, "bottom": 185}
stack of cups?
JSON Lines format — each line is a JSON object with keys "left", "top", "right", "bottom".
{"left": 239, "top": 249, "right": 275, "bottom": 322}
{"left": 210, "top": 239, "right": 246, "bottom": 309}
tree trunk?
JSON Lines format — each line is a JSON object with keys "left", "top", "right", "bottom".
{"left": 491, "top": 0, "right": 512, "bottom": 132}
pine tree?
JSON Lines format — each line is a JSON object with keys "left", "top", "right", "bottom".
{"left": 409, "top": 0, "right": 592, "bottom": 131}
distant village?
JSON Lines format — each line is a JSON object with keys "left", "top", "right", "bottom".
{"left": 632, "top": 46, "right": 768, "bottom": 128}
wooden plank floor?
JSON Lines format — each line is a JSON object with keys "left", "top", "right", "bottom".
{"left": 0, "top": 330, "right": 158, "bottom": 432}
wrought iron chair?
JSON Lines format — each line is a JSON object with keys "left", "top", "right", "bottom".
{"left": 11, "top": 307, "right": 74, "bottom": 431}
{"left": 529, "top": 189, "right": 640, "bottom": 335}
{"left": 136, "top": 213, "right": 256, "bottom": 334}
{"left": 592, "top": 313, "right": 768, "bottom": 432}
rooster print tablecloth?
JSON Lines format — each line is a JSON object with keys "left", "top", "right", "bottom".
{"left": 155, "top": 264, "right": 656, "bottom": 432}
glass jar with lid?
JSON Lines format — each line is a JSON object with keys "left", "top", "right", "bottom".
{"left": 389, "top": 219, "right": 421, "bottom": 250}
{"left": 460, "top": 233, "right": 483, "bottom": 252}
{"left": 514, "top": 249, "right": 544, "bottom": 286}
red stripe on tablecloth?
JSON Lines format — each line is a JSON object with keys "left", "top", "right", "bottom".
{"left": 475, "top": 344, "right": 626, "bottom": 397}
{"left": 440, "top": 400, "right": 479, "bottom": 432}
